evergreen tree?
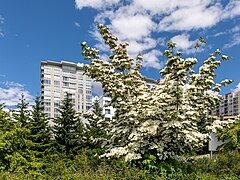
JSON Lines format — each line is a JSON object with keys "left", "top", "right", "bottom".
{"left": 85, "top": 99, "right": 107, "bottom": 150}
{"left": 28, "top": 96, "right": 52, "bottom": 158}
{"left": 0, "top": 103, "right": 14, "bottom": 133}
{"left": 0, "top": 97, "right": 41, "bottom": 173}
{"left": 13, "top": 93, "right": 30, "bottom": 128}
{"left": 52, "top": 93, "right": 85, "bottom": 157}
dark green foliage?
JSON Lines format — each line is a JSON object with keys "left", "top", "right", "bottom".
{"left": 27, "top": 96, "right": 52, "bottom": 158}
{"left": 52, "top": 93, "right": 85, "bottom": 157}
{"left": 92, "top": 99, "right": 104, "bottom": 118}
{"left": 13, "top": 93, "right": 30, "bottom": 128}
{"left": 0, "top": 123, "right": 39, "bottom": 173}
{"left": 0, "top": 103, "right": 15, "bottom": 133}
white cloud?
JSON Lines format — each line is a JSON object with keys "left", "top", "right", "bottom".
{"left": 232, "top": 25, "right": 240, "bottom": 33}
{"left": 74, "top": 22, "right": 80, "bottom": 27}
{"left": 234, "top": 83, "right": 240, "bottom": 92}
{"left": 213, "top": 31, "right": 227, "bottom": 37}
{"left": 111, "top": 14, "right": 155, "bottom": 40}
{"left": 0, "top": 74, "right": 6, "bottom": 77}
{"left": 0, "top": 15, "right": 4, "bottom": 24}
{"left": 224, "top": 25, "right": 240, "bottom": 48}
{"left": 170, "top": 34, "right": 197, "bottom": 54}
{"left": 76, "top": 0, "right": 240, "bottom": 68}
{"left": 142, "top": 50, "right": 164, "bottom": 69}
{"left": 159, "top": 4, "right": 222, "bottom": 31}
{"left": 75, "top": 0, "right": 120, "bottom": 10}
{"left": 224, "top": 32, "right": 240, "bottom": 48}
{"left": 92, "top": 81, "right": 103, "bottom": 96}
{"left": 127, "top": 38, "right": 157, "bottom": 55}
{"left": 0, "top": 81, "right": 34, "bottom": 107}
{"left": 222, "top": 1, "right": 240, "bottom": 19}
{"left": 0, "top": 15, "right": 5, "bottom": 37}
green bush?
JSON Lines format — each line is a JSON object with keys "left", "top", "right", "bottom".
{"left": 1, "top": 151, "right": 240, "bottom": 179}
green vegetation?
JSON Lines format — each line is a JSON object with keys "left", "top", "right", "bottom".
{"left": 0, "top": 151, "right": 240, "bottom": 179}
{"left": 0, "top": 25, "right": 238, "bottom": 179}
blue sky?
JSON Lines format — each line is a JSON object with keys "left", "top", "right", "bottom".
{"left": 0, "top": 0, "right": 240, "bottom": 106}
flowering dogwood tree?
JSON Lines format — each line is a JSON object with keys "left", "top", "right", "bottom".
{"left": 81, "top": 24, "right": 232, "bottom": 161}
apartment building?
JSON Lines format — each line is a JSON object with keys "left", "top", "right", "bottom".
{"left": 40, "top": 61, "right": 92, "bottom": 118}
{"left": 210, "top": 90, "right": 240, "bottom": 117}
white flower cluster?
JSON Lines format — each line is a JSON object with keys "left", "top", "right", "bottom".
{"left": 207, "top": 119, "right": 235, "bottom": 133}
{"left": 104, "top": 147, "right": 128, "bottom": 158}
{"left": 81, "top": 25, "right": 232, "bottom": 162}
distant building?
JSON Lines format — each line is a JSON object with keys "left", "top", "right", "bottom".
{"left": 40, "top": 61, "right": 92, "bottom": 119}
{"left": 99, "top": 96, "right": 114, "bottom": 121}
{"left": 210, "top": 90, "right": 240, "bottom": 118}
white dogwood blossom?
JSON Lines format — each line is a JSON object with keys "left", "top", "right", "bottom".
{"left": 81, "top": 25, "right": 232, "bottom": 161}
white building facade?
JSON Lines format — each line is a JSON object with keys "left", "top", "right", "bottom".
{"left": 210, "top": 90, "right": 240, "bottom": 117}
{"left": 40, "top": 61, "right": 92, "bottom": 118}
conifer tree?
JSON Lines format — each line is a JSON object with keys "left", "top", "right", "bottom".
{"left": 84, "top": 99, "right": 107, "bottom": 150}
{"left": 13, "top": 93, "right": 30, "bottom": 128}
{"left": 52, "top": 93, "right": 85, "bottom": 157}
{"left": 0, "top": 103, "right": 14, "bottom": 133}
{"left": 28, "top": 96, "right": 52, "bottom": 158}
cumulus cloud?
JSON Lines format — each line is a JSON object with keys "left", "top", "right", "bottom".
{"left": 142, "top": 50, "right": 164, "bottom": 69}
{"left": 159, "top": 3, "right": 222, "bottom": 31}
{"left": 75, "top": 0, "right": 120, "bottom": 10}
{"left": 111, "top": 14, "right": 155, "bottom": 40}
{"left": 76, "top": 0, "right": 240, "bottom": 68}
{"left": 170, "top": 34, "right": 197, "bottom": 54}
{"left": 0, "top": 81, "right": 34, "bottom": 107}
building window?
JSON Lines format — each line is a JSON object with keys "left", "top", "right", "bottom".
{"left": 105, "top": 117, "right": 111, "bottom": 121}
{"left": 45, "top": 107, "right": 51, "bottom": 112}
{"left": 54, "top": 113, "right": 60, "bottom": 118}
{"left": 54, "top": 81, "right": 60, "bottom": 86}
{"left": 54, "top": 75, "right": 60, "bottom": 80}
{"left": 86, "top": 106, "right": 91, "bottom": 111}
{"left": 69, "top": 83, "right": 76, "bottom": 88}
{"left": 63, "top": 65, "right": 76, "bottom": 71}
{"left": 63, "top": 82, "right": 69, "bottom": 87}
{"left": 44, "top": 79, "right": 51, "bottom": 85}
{"left": 86, "top": 90, "right": 92, "bottom": 94}
{"left": 54, "top": 92, "right": 60, "bottom": 97}
{"left": 86, "top": 95, "right": 92, "bottom": 101}
{"left": 105, "top": 100, "right": 110, "bottom": 106}
{"left": 54, "top": 69, "right": 60, "bottom": 74}
{"left": 78, "top": 88, "right": 83, "bottom": 94}
{"left": 44, "top": 102, "right": 51, "bottom": 106}
{"left": 105, "top": 109, "right": 111, "bottom": 114}
{"left": 44, "top": 68, "right": 51, "bottom": 74}
{"left": 63, "top": 77, "right": 69, "bottom": 81}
